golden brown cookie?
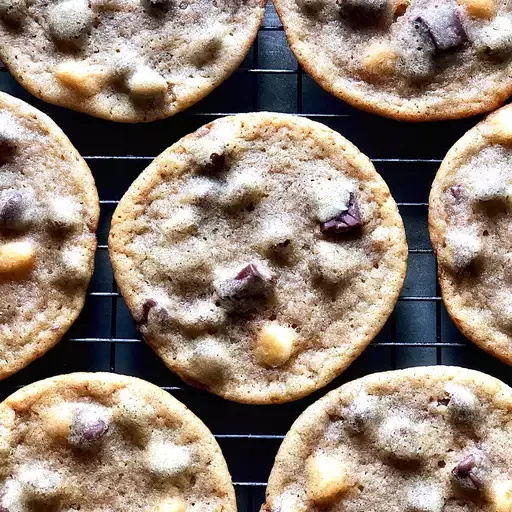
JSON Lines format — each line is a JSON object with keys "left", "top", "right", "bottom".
{"left": 0, "top": 0, "right": 265, "bottom": 122}
{"left": 109, "top": 112, "right": 407, "bottom": 404}
{"left": 263, "top": 366, "right": 512, "bottom": 512}
{"left": 0, "top": 372, "right": 236, "bottom": 512}
{"left": 274, "top": 0, "right": 512, "bottom": 121}
{"left": 0, "top": 91, "right": 99, "bottom": 380}
{"left": 429, "top": 105, "right": 512, "bottom": 365}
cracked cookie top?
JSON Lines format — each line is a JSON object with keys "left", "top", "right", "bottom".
{"left": 0, "top": 372, "right": 236, "bottom": 512}
{"left": 274, "top": 0, "right": 512, "bottom": 121}
{"left": 262, "top": 366, "right": 512, "bottom": 512}
{"left": 0, "top": 0, "right": 265, "bottom": 122}
{"left": 109, "top": 112, "right": 407, "bottom": 403}
{"left": 0, "top": 92, "right": 98, "bottom": 380}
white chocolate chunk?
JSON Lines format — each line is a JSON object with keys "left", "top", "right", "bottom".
{"left": 343, "top": 392, "right": 382, "bottom": 433}
{"left": 362, "top": 42, "right": 398, "bottom": 77}
{"left": 153, "top": 498, "right": 186, "bottom": 512}
{"left": 190, "top": 337, "right": 229, "bottom": 384}
{"left": 55, "top": 62, "right": 107, "bottom": 97}
{"left": 474, "top": 16, "right": 512, "bottom": 60}
{"left": 306, "top": 453, "right": 351, "bottom": 504}
{"left": 443, "top": 228, "right": 481, "bottom": 271}
{"left": 127, "top": 66, "right": 168, "bottom": 98}
{"left": 48, "top": 0, "right": 93, "bottom": 46}
{"left": 490, "top": 480, "right": 512, "bottom": 512}
{"left": 0, "top": 241, "right": 35, "bottom": 274}
{"left": 221, "top": 168, "right": 265, "bottom": 207}
{"left": 458, "top": 0, "right": 496, "bottom": 18}
{"left": 445, "top": 383, "right": 480, "bottom": 423}
{"left": 255, "top": 324, "right": 296, "bottom": 368}
{"left": 470, "top": 173, "right": 509, "bottom": 201}
{"left": 379, "top": 417, "right": 424, "bottom": 460}
{"left": 41, "top": 403, "right": 74, "bottom": 439}
{"left": 60, "top": 247, "right": 90, "bottom": 281}
{"left": 162, "top": 208, "right": 198, "bottom": 241}
{"left": 406, "top": 484, "right": 444, "bottom": 512}
{"left": 312, "top": 177, "right": 353, "bottom": 222}
{"left": 47, "top": 197, "right": 81, "bottom": 231}
{"left": 19, "top": 465, "right": 62, "bottom": 500}
{"left": 180, "top": 177, "right": 220, "bottom": 204}
{"left": 146, "top": 438, "right": 192, "bottom": 478}
{"left": 257, "top": 219, "right": 295, "bottom": 254}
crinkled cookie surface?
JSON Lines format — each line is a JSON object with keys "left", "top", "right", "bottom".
{"left": 430, "top": 105, "right": 512, "bottom": 366}
{"left": 0, "top": 0, "right": 265, "bottom": 122}
{"left": 0, "top": 372, "right": 236, "bottom": 512}
{"left": 0, "top": 92, "right": 98, "bottom": 380}
{"left": 274, "top": 0, "right": 512, "bottom": 121}
{"left": 109, "top": 112, "right": 407, "bottom": 404}
{"left": 262, "top": 366, "right": 512, "bottom": 512}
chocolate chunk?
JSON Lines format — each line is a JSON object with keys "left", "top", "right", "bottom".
{"left": 69, "top": 407, "right": 108, "bottom": 448}
{"left": 450, "top": 184, "right": 463, "bottom": 199}
{"left": 142, "top": 0, "right": 172, "bottom": 11}
{"left": 215, "top": 263, "right": 273, "bottom": 312}
{"left": 452, "top": 455, "right": 483, "bottom": 490}
{"left": 340, "top": 0, "right": 387, "bottom": 24}
{"left": 204, "top": 152, "right": 226, "bottom": 173}
{"left": 320, "top": 193, "right": 362, "bottom": 235}
{"left": 415, "top": 6, "right": 466, "bottom": 52}
{"left": 0, "top": 191, "right": 27, "bottom": 232}
{"left": 0, "top": 137, "right": 15, "bottom": 166}
{"left": 141, "top": 298, "right": 157, "bottom": 325}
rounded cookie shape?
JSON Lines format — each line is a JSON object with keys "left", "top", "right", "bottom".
{"left": 262, "top": 366, "right": 512, "bottom": 512}
{"left": 0, "top": 92, "right": 99, "bottom": 379}
{"left": 109, "top": 112, "right": 407, "bottom": 403}
{"left": 430, "top": 105, "right": 512, "bottom": 365}
{"left": 274, "top": 0, "right": 512, "bottom": 121}
{"left": 0, "top": 0, "right": 265, "bottom": 122}
{"left": 0, "top": 372, "right": 236, "bottom": 512}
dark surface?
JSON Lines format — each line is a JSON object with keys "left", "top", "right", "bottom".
{"left": 1, "top": 4, "right": 511, "bottom": 510}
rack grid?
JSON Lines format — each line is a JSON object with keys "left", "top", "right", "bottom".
{"left": 2, "top": 4, "right": 512, "bottom": 510}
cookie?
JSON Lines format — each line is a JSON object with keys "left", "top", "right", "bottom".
{"left": 429, "top": 105, "right": 512, "bottom": 365}
{"left": 262, "top": 366, "right": 512, "bottom": 512}
{"left": 273, "top": 0, "right": 512, "bottom": 121}
{"left": 0, "top": 0, "right": 265, "bottom": 123}
{"left": 0, "top": 92, "right": 99, "bottom": 380}
{"left": 108, "top": 112, "right": 407, "bottom": 404}
{"left": 0, "top": 372, "right": 236, "bottom": 512}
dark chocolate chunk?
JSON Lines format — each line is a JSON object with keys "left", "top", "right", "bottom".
{"left": 415, "top": 6, "right": 466, "bottom": 52}
{"left": 450, "top": 184, "right": 463, "bottom": 199}
{"left": 216, "top": 263, "right": 273, "bottom": 312}
{"left": 340, "top": 0, "right": 387, "bottom": 24}
{"left": 142, "top": 0, "right": 172, "bottom": 10}
{"left": 69, "top": 408, "right": 108, "bottom": 448}
{"left": 141, "top": 298, "right": 157, "bottom": 325}
{"left": 452, "top": 455, "right": 483, "bottom": 490}
{"left": 320, "top": 193, "right": 362, "bottom": 235}
{"left": 204, "top": 152, "right": 226, "bottom": 173}
{"left": 0, "top": 137, "right": 15, "bottom": 166}
{"left": 0, "top": 191, "right": 27, "bottom": 232}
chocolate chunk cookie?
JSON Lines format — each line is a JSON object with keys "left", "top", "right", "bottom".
{"left": 0, "top": 0, "right": 265, "bottom": 122}
{"left": 0, "top": 372, "right": 236, "bottom": 512}
{"left": 0, "top": 92, "right": 99, "bottom": 380}
{"left": 262, "top": 366, "right": 512, "bottom": 512}
{"left": 430, "top": 105, "right": 512, "bottom": 365}
{"left": 109, "top": 112, "right": 407, "bottom": 404}
{"left": 274, "top": 0, "right": 512, "bottom": 121}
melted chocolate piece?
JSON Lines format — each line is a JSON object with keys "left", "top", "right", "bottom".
{"left": 340, "top": 0, "right": 387, "bottom": 24}
{"left": 320, "top": 193, "right": 362, "bottom": 235}
{"left": 452, "top": 455, "right": 483, "bottom": 490}
{"left": 415, "top": 7, "right": 466, "bottom": 52}
{"left": 141, "top": 298, "right": 157, "bottom": 325}
{"left": 204, "top": 152, "right": 226, "bottom": 173}
{"left": 450, "top": 184, "right": 463, "bottom": 199}
{"left": 69, "top": 408, "right": 108, "bottom": 448}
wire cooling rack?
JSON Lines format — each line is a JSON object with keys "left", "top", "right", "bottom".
{"left": 2, "top": 4, "right": 512, "bottom": 510}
